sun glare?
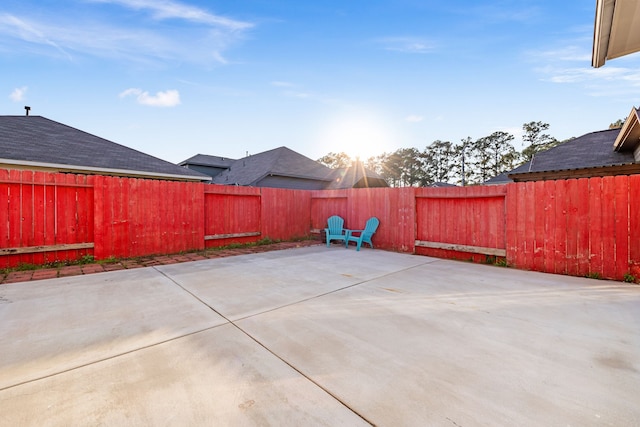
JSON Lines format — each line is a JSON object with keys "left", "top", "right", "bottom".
{"left": 316, "top": 109, "right": 394, "bottom": 161}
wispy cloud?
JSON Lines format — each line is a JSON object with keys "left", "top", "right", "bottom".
{"left": 9, "top": 86, "right": 28, "bottom": 102}
{"left": 86, "top": 0, "right": 253, "bottom": 30}
{"left": 119, "top": 88, "right": 181, "bottom": 107}
{"left": 0, "top": 1, "right": 253, "bottom": 65}
{"left": 376, "top": 37, "right": 435, "bottom": 54}
{"left": 0, "top": 14, "right": 73, "bottom": 59}
{"left": 405, "top": 115, "right": 424, "bottom": 123}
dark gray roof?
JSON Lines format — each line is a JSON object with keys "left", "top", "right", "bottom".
{"left": 326, "top": 163, "right": 388, "bottom": 189}
{"left": 179, "top": 154, "right": 236, "bottom": 168}
{"left": 429, "top": 181, "right": 458, "bottom": 188}
{"left": 212, "top": 146, "right": 334, "bottom": 186}
{"left": 487, "top": 128, "right": 635, "bottom": 183}
{"left": 0, "top": 116, "right": 209, "bottom": 181}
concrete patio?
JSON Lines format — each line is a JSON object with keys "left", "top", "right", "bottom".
{"left": 1, "top": 245, "right": 639, "bottom": 426}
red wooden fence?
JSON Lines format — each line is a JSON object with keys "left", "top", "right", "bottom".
{"left": 415, "top": 185, "right": 507, "bottom": 262}
{"left": 1, "top": 167, "right": 638, "bottom": 282}
{"left": 0, "top": 169, "right": 94, "bottom": 268}
{"left": 93, "top": 176, "right": 204, "bottom": 259}
{"left": 506, "top": 176, "right": 640, "bottom": 281}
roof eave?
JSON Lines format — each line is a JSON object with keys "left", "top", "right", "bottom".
{"left": 613, "top": 107, "right": 640, "bottom": 152}
{"left": 0, "top": 159, "right": 211, "bottom": 182}
{"left": 592, "top": 0, "right": 615, "bottom": 68}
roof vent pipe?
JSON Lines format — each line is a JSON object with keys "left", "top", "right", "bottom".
{"left": 25, "top": 106, "right": 31, "bottom": 116}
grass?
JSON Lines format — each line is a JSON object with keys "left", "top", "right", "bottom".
{"left": 0, "top": 236, "right": 317, "bottom": 277}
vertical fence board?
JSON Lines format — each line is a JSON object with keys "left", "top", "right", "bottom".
{"left": 553, "top": 180, "right": 567, "bottom": 275}
{"left": 565, "top": 179, "right": 580, "bottom": 276}
{"left": 542, "top": 180, "right": 556, "bottom": 272}
{"left": 628, "top": 175, "right": 640, "bottom": 279}
{"left": 532, "top": 182, "right": 545, "bottom": 272}
{"left": 601, "top": 176, "right": 617, "bottom": 279}
{"left": 576, "top": 178, "right": 591, "bottom": 277}
{"left": 614, "top": 175, "right": 629, "bottom": 280}
{"left": 588, "top": 177, "right": 603, "bottom": 276}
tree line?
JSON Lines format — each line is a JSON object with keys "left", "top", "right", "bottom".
{"left": 318, "top": 121, "right": 564, "bottom": 187}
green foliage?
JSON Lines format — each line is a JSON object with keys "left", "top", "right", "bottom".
{"left": 317, "top": 152, "right": 352, "bottom": 169}
{"left": 623, "top": 273, "right": 636, "bottom": 283}
{"left": 609, "top": 119, "right": 625, "bottom": 129}
{"left": 320, "top": 120, "right": 559, "bottom": 187}
{"left": 521, "top": 121, "right": 559, "bottom": 162}
{"left": 587, "top": 272, "right": 602, "bottom": 280}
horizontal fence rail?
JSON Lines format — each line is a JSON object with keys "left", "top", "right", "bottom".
{"left": 0, "top": 167, "right": 637, "bottom": 282}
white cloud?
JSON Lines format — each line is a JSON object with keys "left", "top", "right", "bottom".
{"left": 0, "top": 14, "right": 72, "bottom": 60}
{"left": 86, "top": 0, "right": 253, "bottom": 30}
{"left": 376, "top": 37, "right": 435, "bottom": 54}
{"left": 119, "top": 88, "right": 181, "bottom": 107}
{"left": 0, "top": 1, "right": 253, "bottom": 65}
{"left": 9, "top": 86, "right": 28, "bottom": 102}
{"left": 531, "top": 38, "right": 640, "bottom": 97}
{"left": 405, "top": 115, "right": 424, "bottom": 123}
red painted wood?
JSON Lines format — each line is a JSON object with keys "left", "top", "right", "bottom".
{"left": 565, "top": 179, "right": 579, "bottom": 276}
{"left": 588, "top": 177, "right": 603, "bottom": 278}
{"left": 553, "top": 180, "right": 567, "bottom": 275}
{"left": 505, "top": 183, "right": 518, "bottom": 266}
{"left": 531, "top": 182, "right": 545, "bottom": 272}
{"left": 262, "top": 188, "right": 311, "bottom": 241}
{"left": 628, "top": 175, "right": 640, "bottom": 279}
{"left": 542, "top": 180, "right": 556, "bottom": 272}
{"left": 575, "top": 178, "right": 590, "bottom": 277}
{"left": 614, "top": 175, "right": 629, "bottom": 280}
{"left": 601, "top": 176, "right": 616, "bottom": 279}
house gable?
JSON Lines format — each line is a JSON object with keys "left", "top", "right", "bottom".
{"left": 613, "top": 107, "right": 640, "bottom": 161}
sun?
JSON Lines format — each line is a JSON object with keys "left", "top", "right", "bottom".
{"left": 316, "top": 108, "right": 395, "bottom": 161}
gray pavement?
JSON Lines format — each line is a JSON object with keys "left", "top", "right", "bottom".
{"left": 1, "top": 245, "right": 639, "bottom": 426}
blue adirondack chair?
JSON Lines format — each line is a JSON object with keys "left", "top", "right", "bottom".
{"left": 345, "top": 217, "right": 379, "bottom": 251}
{"left": 324, "top": 215, "right": 347, "bottom": 247}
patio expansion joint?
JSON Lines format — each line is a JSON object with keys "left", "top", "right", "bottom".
{"left": 154, "top": 266, "right": 378, "bottom": 426}
{"left": 0, "top": 322, "right": 228, "bottom": 393}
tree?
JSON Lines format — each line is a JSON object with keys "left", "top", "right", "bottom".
{"left": 521, "top": 121, "right": 558, "bottom": 162}
{"left": 484, "top": 131, "right": 519, "bottom": 177}
{"left": 452, "top": 137, "right": 473, "bottom": 186}
{"left": 317, "top": 152, "right": 352, "bottom": 169}
{"left": 422, "top": 140, "right": 454, "bottom": 185}
{"left": 609, "top": 119, "right": 625, "bottom": 129}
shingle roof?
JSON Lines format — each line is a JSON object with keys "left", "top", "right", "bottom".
{"left": 179, "top": 154, "right": 236, "bottom": 168}
{"left": 212, "top": 146, "right": 334, "bottom": 185}
{"left": 326, "top": 163, "right": 388, "bottom": 189}
{"left": 487, "top": 128, "right": 635, "bottom": 183}
{"left": 0, "top": 116, "right": 209, "bottom": 181}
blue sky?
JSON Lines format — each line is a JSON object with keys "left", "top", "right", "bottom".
{"left": 2, "top": 0, "right": 640, "bottom": 163}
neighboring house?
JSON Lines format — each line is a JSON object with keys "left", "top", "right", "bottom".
{"left": 181, "top": 146, "right": 388, "bottom": 190}
{"left": 178, "top": 154, "right": 235, "bottom": 179}
{"left": 326, "top": 161, "right": 388, "bottom": 189}
{"left": 485, "top": 116, "right": 640, "bottom": 184}
{"left": 0, "top": 115, "right": 210, "bottom": 182}
{"left": 428, "top": 182, "right": 458, "bottom": 188}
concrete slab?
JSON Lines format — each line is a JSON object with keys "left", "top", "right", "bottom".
{"left": 0, "top": 325, "right": 368, "bottom": 426}
{"left": 237, "top": 258, "right": 640, "bottom": 426}
{"left": 0, "top": 268, "right": 224, "bottom": 389}
{"left": 1, "top": 248, "right": 639, "bottom": 426}
{"left": 157, "top": 245, "right": 431, "bottom": 320}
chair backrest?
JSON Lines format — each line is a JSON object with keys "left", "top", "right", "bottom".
{"left": 363, "top": 217, "right": 379, "bottom": 237}
{"left": 327, "top": 215, "right": 344, "bottom": 233}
